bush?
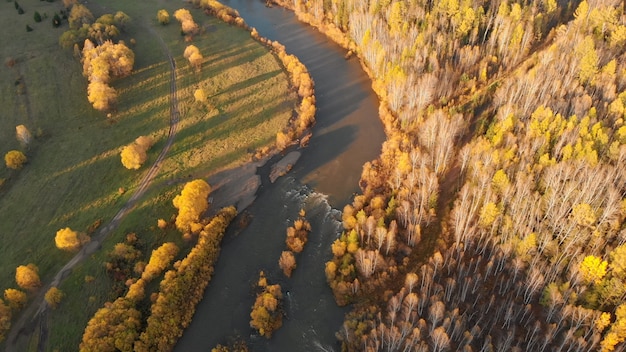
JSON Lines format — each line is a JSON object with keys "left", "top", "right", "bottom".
{"left": 157, "top": 9, "right": 169, "bottom": 25}
{"left": 26, "top": 25, "right": 32, "bottom": 32}
{"left": 34, "top": 11, "right": 41, "bottom": 22}
{"left": 55, "top": 227, "right": 90, "bottom": 252}
{"left": 15, "top": 264, "right": 40, "bottom": 290}
{"left": 44, "top": 287, "right": 64, "bottom": 309}
{"left": 17, "top": 7, "right": 24, "bottom": 15}
{"left": 4, "top": 150, "right": 27, "bottom": 170}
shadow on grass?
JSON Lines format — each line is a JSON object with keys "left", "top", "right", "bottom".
{"left": 213, "top": 69, "right": 283, "bottom": 101}
{"left": 170, "top": 95, "right": 291, "bottom": 157}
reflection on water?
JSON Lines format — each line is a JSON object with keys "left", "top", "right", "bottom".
{"left": 174, "top": 0, "right": 386, "bottom": 350}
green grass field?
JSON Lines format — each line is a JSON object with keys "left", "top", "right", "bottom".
{"left": 0, "top": 0, "right": 296, "bottom": 350}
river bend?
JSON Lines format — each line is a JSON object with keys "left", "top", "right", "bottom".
{"left": 175, "top": 1, "right": 385, "bottom": 350}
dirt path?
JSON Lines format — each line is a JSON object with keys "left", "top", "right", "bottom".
{"left": 5, "top": 22, "right": 181, "bottom": 352}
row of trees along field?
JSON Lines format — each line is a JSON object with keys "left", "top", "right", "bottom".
{"left": 185, "top": 0, "right": 317, "bottom": 150}
{"left": 80, "top": 178, "right": 237, "bottom": 352}
{"left": 271, "top": 0, "right": 626, "bottom": 350}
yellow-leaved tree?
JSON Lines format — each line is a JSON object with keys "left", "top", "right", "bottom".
{"left": 157, "top": 9, "right": 170, "bottom": 25}
{"left": 3, "top": 289, "right": 26, "bottom": 311}
{"left": 601, "top": 304, "right": 626, "bottom": 352}
{"left": 579, "top": 255, "right": 607, "bottom": 284}
{"left": 15, "top": 264, "right": 40, "bottom": 291}
{"left": 172, "top": 179, "right": 211, "bottom": 233}
{"left": 174, "top": 8, "right": 199, "bottom": 35}
{"left": 55, "top": 227, "right": 90, "bottom": 252}
{"left": 44, "top": 287, "right": 64, "bottom": 309}
{"left": 87, "top": 81, "right": 117, "bottom": 112}
{"left": 141, "top": 242, "right": 179, "bottom": 281}
{"left": 250, "top": 271, "right": 283, "bottom": 338}
{"left": 120, "top": 136, "right": 154, "bottom": 170}
{"left": 120, "top": 144, "right": 146, "bottom": 170}
{"left": 184, "top": 45, "right": 203, "bottom": 71}
{"left": 4, "top": 150, "right": 27, "bottom": 170}
{"left": 0, "top": 299, "right": 11, "bottom": 343}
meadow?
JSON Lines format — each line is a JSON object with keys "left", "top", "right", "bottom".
{"left": 0, "top": 0, "right": 296, "bottom": 350}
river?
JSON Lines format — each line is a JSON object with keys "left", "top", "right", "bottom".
{"left": 174, "top": 1, "right": 386, "bottom": 351}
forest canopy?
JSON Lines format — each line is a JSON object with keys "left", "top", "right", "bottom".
{"left": 269, "top": 0, "right": 626, "bottom": 350}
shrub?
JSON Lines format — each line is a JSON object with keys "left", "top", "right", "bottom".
{"left": 55, "top": 227, "right": 90, "bottom": 252}
{"left": 4, "top": 150, "right": 27, "bottom": 170}
{"left": 157, "top": 9, "right": 169, "bottom": 25}
{"left": 34, "top": 11, "right": 41, "bottom": 22}
{"left": 44, "top": 287, "right": 64, "bottom": 309}
{"left": 15, "top": 264, "right": 40, "bottom": 290}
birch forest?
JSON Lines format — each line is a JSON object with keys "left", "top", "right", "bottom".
{"left": 274, "top": 0, "right": 626, "bottom": 350}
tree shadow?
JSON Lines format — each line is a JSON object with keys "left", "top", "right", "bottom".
{"left": 290, "top": 124, "right": 357, "bottom": 185}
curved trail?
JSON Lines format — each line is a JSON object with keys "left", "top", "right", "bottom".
{"left": 5, "top": 24, "right": 180, "bottom": 352}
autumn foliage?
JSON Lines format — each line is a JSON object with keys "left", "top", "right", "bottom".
{"left": 0, "top": 300, "right": 10, "bottom": 343}
{"left": 156, "top": 9, "right": 170, "bottom": 25}
{"left": 140, "top": 242, "right": 179, "bottom": 282}
{"left": 278, "top": 251, "right": 296, "bottom": 277}
{"left": 81, "top": 240, "right": 180, "bottom": 351}
{"left": 120, "top": 135, "right": 155, "bottom": 170}
{"left": 286, "top": 212, "right": 309, "bottom": 246}
{"left": 3, "top": 289, "right": 26, "bottom": 311}
{"left": 44, "top": 287, "right": 64, "bottom": 309}
{"left": 15, "top": 264, "right": 40, "bottom": 291}
{"left": 55, "top": 227, "right": 90, "bottom": 252}
{"left": 15, "top": 125, "right": 32, "bottom": 146}
{"left": 173, "top": 8, "right": 199, "bottom": 36}
{"left": 136, "top": 207, "right": 236, "bottom": 351}
{"left": 183, "top": 45, "right": 203, "bottom": 71}
{"left": 81, "top": 39, "right": 134, "bottom": 112}
{"left": 273, "top": 0, "right": 626, "bottom": 350}
{"left": 197, "top": 0, "right": 316, "bottom": 151}
{"left": 4, "top": 150, "right": 27, "bottom": 170}
{"left": 249, "top": 271, "right": 283, "bottom": 338}
{"left": 172, "top": 179, "right": 212, "bottom": 233}
{"left": 80, "top": 297, "right": 142, "bottom": 352}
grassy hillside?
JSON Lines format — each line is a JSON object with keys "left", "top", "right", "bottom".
{"left": 0, "top": 1, "right": 296, "bottom": 350}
